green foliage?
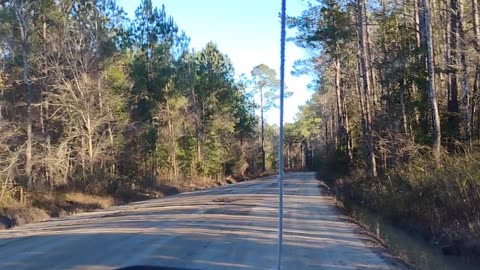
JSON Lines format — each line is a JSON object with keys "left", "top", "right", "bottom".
{"left": 105, "top": 58, "right": 130, "bottom": 123}
{"left": 288, "top": 0, "right": 355, "bottom": 64}
{"left": 250, "top": 64, "right": 292, "bottom": 110}
{"left": 176, "top": 134, "right": 196, "bottom": 177}
{"left": 0, "top": 0, "right": 263, "bottom": 210}
{"left": 282, "top": 91, "right": 324, "bottom": 171}
{"left": 128, "top": 0, "right": 185, "bottom": 121}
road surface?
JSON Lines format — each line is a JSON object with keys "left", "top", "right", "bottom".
{"left": 0, "top": 172, "right": 405, "bottom": 270}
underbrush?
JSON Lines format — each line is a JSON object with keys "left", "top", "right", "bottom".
{"left": 0, "top": 191, "right": 115, "bottom": 229}
{"left": 0, "top": 205, "right": 49, "bottom": 229}
{"left": 336, "top": 152, "right": 480, "bottom": 245}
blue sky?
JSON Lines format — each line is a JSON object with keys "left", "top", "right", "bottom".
{"left": 116, "top": 0, "right": 312, "bottom": 124}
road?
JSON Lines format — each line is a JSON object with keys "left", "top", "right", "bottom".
{"left": 0, "top": 172, "right": 405, "bottom": 270}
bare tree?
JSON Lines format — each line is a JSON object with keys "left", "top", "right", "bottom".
{"left": 12, "top": 0, "right": 33, "bottom": 184}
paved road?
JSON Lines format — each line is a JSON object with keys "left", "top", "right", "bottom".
{"left": 0, "top": 172, "right": 404, "bottom": 270}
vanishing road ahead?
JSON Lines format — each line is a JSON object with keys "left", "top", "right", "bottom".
{"left": 0, "top": 172, "right": 406, "bottom": 270}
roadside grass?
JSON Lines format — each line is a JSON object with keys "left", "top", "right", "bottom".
{"left": 63, "top": 192, "right": 115, "bottom": 209}
{"left": 335, "top": 151, "right": 480, "bottom": 247}
{"left": 0, "top": 202, "right": 50, "bottom": 229}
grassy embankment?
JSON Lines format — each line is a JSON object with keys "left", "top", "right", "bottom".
{"left": 319, "top": 151, "right": 480, "bottom": 255}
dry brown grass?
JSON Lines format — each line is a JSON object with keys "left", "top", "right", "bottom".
{"left": 63, "top": 192, "right": 115, "bottom": 209}
{"left": 0, "top": 191, "right": 116, "bottom": 230}
{"left": 1, "top": 206, "right": 50, "bottom": 227}
{"left": 338, "top": 151, "right": 480, "bottom": 246}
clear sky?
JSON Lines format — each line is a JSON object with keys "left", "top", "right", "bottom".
{"left": 116, "top": 0, "right": 312, "bottom": 124}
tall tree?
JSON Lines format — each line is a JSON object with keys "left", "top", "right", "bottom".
{"left": 250, "top": 64, "right": 280, "bottom": 172}
{"left": 288, "top": 0, "right": 354, "bottom": 163}
{"left": 129, "top": 0, "right": 184, "bottom": 179}
{"left": 357, "top": 0, "right": 377, "bottom": 176}
{"left": 446, "top": 0, "right": 460, "bottom": 139}
{"left": 422, "top": 0, "right": 442, "bottom": 162}
{"left": 0, "top": 0, "right": 290, "bottom": 207}
{"left": 458, "top": 0, "right": 471, "bottom": 146}
{"left": 11, "top": 0, "right": 34, "bottom": 184}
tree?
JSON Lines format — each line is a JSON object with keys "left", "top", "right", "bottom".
{"left": 0, "top": 0, "right": 272, "bottom": 206}
{"left": 356, "top": 0, "right": 377, "bottom": 176}
{"left": 288, "top": 0, "right": 354, "bottom": 164}
{"left": 11, "top": 0, "right": 34, "bottom": 184}
{"left": 288, "top": 0, "right": 452, "bottom": 173}
{"left": 421, "top": 0, "right": 442, "bottom": 162}
{"left": 250, "top": 64, "right": 280, "bottom": 172}
{"left": 287, "top": 99, "right": 322, "bottom": 171}
{"left": 446, "top": 0, "right": 460, "bottom": 139}
{"left": 458, "top": 0, "right": 471, "bottom": 146}
{"left": 191, "top": 42, "right": 240, "bottom": 177}
{"left": 128, "top": 0, "right": 185, "bottom": 179}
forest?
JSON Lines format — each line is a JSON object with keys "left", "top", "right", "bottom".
{"left": 0, "top": 0, "right": 300, "bottom": 225}
{"left": 2, "top": 0, "right": 480, "bottom": 259}
{"left": 287, "top": 0, "right": 480, "bottom": 256}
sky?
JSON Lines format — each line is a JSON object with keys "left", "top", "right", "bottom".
{"left": 116, "top": 0, "right": 312, "bottom": 124}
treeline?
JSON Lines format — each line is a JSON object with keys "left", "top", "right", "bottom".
{"left": 288, "top": 0, "right": 480, "bottom": 253}
{"left": 0, "top": 0, "right": 267, "bottom": 202}
{"left": 288, "top": 0, "right": 480, "bottom": 176}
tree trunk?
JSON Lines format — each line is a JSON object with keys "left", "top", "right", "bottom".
{"left": 331, "top": 108, "right": 335, "bottom": 151}
{"left": 414, "top": 0, "right": 422, "bottom": 47}
{"left": 324, "top": 112, "right": 329, "bottom": 155}
{"left": 357, "top": 0, "right": 377, "bottom": 177}
{"left": 422, "top": 0, "right": 442, "bottom": 162}
{"left": 343, "top": 92, "right": 353, "bottom": 162}
{"left": 86, "top": 113, "right": 94, "bottom": 174}
{"left": 260, "top": 87, "right": 266, "bottom": 172}
{"left": 380, "top": 0, "right": 390, "bottom": 110}
{"left": 15, "top": 3, "right": 33, "bottom": 185}
{"left": 473, "top": 0, "right": 480, "bottom": 50}
{"left": 474, "top": 66, "right": 480, "bottom": 140}
{"left": 24, "top": 43, "right": 32, "bottom": 184}
{"left": 364, "top": 4, "right": 378, "bottom": 113}
{"left": 42, "top": 17, "right": 52, "bottom": 186}
{"left": 107, "top": 114, "right": 115, "bottom": 175}
{"left": 400, "top": 79, "right": 409, "bottom": 134}
{"left": 447, "top": 0, "right": 460, "bottom": 139}
{"left": 300, "top": 142, "right": 305, "bottom": 170}
{"left": 334, "top": 57, "right": 347, "bottom": 160}
{"left": 458, "top": 0, "right": 471, "bottom": 146}
{"left": 471, "top": 0, "right": 480, "bottom": 140}
{"left": 166, "top": 98, "right": 178, "bottom": 182}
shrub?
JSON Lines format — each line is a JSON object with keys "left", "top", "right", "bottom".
{"left": 338, "top": 152, "right": 480, "bottom": 242}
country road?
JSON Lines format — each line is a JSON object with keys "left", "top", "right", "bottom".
{"left": 0, "top": 172, "right": 406, "bottom": 270}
